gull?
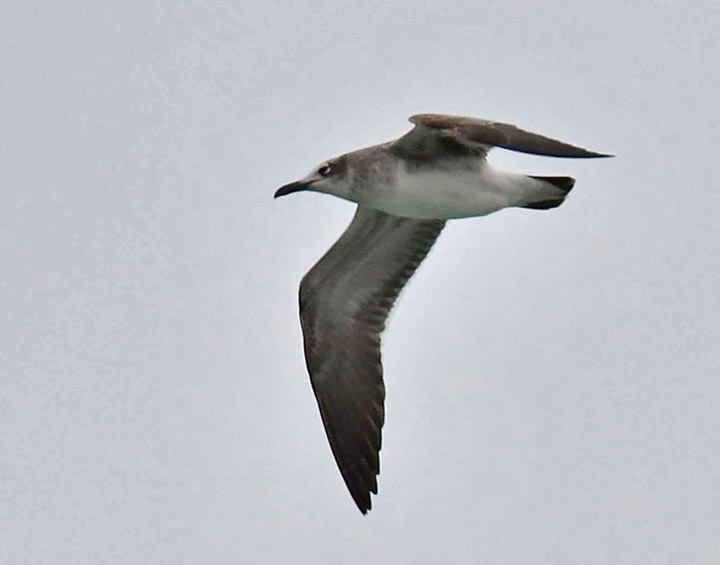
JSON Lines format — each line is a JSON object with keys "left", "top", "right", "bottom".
{"left": 274, "top": 113, "right": 611, "bottom": 513}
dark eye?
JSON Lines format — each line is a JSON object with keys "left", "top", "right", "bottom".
{"left": 318, "top": 164, "right": 332, "bottom": 177}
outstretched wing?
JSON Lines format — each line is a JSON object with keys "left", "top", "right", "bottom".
{"left": 299, "top": 206, "right": 445, "bottom": 513}
{"left": 392, "top": 113, "right": 612, "bottom": 159}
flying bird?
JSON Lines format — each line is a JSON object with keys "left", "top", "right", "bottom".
{"left": 275, "top": 113, "right": 611, "bottom": 513}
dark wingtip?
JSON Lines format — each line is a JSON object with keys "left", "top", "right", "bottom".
{"left": 552, "top": 148, "right": 615, "bottom": 159}
{"left": 350, "top": 486, "right": 372, "bottom": 515}
{"left": 356, "top": 499, "right": 371, "bottom": 515}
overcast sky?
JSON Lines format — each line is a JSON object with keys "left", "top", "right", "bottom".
{"left": 2, "top": 1, "right": 720, "bottom": 563}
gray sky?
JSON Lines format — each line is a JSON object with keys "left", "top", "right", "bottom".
{"left": 2, "top": 1, "right": 719, "bottom": 563}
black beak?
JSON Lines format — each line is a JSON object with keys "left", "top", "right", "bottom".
{"left": 274, "top": 181, "right": 307, "bottom": 199}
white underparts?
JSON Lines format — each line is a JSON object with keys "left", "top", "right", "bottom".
{"left": 366, "top": 161, "right": 549, "bottom": 220}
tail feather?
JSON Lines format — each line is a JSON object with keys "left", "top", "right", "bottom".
{"left": 520, "top": 175, "right": 575, "bottom": 210}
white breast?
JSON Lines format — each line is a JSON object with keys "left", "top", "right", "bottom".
{"left": 369, "top": 161, "right": 536, "bottom": 220}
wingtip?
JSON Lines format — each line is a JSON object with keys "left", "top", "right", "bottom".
{"left": 544, "top": 147, "right": 615, "bottom": 159}
{"left": 351, "top": 487, "right": 373, "bottom": 515}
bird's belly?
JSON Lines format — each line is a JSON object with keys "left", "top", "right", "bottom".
{"left": 369, "top": 165, "right": 526, "bottom": 220}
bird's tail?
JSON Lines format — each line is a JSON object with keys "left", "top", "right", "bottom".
{"left": 519, "top": 176, "right": 575, "bottom": 210}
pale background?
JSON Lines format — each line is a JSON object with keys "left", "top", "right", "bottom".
{"left": 2, "top": 1, "right": 719, "bottom": 563}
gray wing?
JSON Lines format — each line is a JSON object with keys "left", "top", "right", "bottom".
{"left": 299, "top": 206, "right": 445, "bottom": 513}
{"left": 392, "top": 113, "right": 612, "bottom": 158}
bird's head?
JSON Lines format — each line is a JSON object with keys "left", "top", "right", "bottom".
{"left": 274, "top": 155, "right": 353, "bottom": 202}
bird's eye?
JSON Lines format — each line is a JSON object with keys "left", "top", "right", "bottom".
{"left": 318, "top": 164, "right": 332, "bottom": 177}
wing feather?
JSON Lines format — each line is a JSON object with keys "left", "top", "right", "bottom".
{"left": 299, "top": 206, "right": 445, "bottom": 513}
{"left": 391, "top": 113, "right": 612, "bottom": 158}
